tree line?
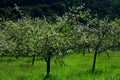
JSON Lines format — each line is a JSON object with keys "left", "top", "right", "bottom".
{"left": 0, "top": 0, "right": 120, "bottom": 20}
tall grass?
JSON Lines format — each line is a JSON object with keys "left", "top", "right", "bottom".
{"left": 0, "top": 51, "right": 120, "bottom": 80}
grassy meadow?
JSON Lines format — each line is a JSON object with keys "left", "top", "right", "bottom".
{"left": 0, "top": 51, "right": 120, "bottom": 80}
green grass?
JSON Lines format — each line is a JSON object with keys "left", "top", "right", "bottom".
{"left": 0, "top": 51, "right": 120, "bottom": 80}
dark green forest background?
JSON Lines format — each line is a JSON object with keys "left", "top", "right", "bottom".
{"left": 0, "top": 0, "right": 120, "bottom": 20}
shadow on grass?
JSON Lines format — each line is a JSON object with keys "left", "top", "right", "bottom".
{"left": 19, "top": 63, "right": 33, "bottom": 69}
{"left": 0, "top": 57, "right": 17, "bottom": 63}
{"left": 86, "top": 69, "right": 103, "bottom": 75}
{"left": 42, "top": 74, "right": 57, "bottom": 80}
{"left": 110, "top": 64, "right": 120, "bottom": 69}
{"left": 42, "top": 75, "right": 51, "bottom": 80}
{"left": 16, "top": 75, "right": 27, "bottom": 80}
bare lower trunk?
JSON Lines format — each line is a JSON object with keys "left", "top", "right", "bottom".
{"left": 46, "top": 57, "right": 50, "bottom": 76}
{"left": 106, "top": 52, "right": 110, "bottom": 58}
{"left": 87, "top": 47, "right": 90, "bottom": 53}
{"left": 83, "top": 48, "right": 85, "bottom": 56}
{"left": 92, "top": 51, "right": 97, "bottom": 72}
{"left": 32, "top": 54, "right": 35, "bottom": 65}
{"left": 92, "top": 38, "right": 103, "bottom": 72}
{"left": 15, "top": 55, "right": 18, "bottom": 59}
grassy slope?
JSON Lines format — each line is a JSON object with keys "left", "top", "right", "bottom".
{"left": 0, "top": 51, "right": 120, "bottom": 80}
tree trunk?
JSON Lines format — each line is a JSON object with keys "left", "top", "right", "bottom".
{"left": 87, "top": 47, "right": 90, "bottom": 53}
{"left": 106, "top": 52, "right": 110, "bottom": 58}
{"left": 45, "top": 57, "right": 50, "bottom": 77}
{"left": 92, "top": 38, "right": 103, "bottom": 72}
{"left": 46, "top": 57, "right": 50, "bottom": 76}
{"left": 92, "top": 51, "right": 97, "bottom": 72}
{"left": 32, "top": 54, "right": 35, "bottom": 65}
{"left": 15, "top": 55, "right": 18, "bottom": 59}
{"left": 83, "top": 48, "right": 85, "bottom": 56}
